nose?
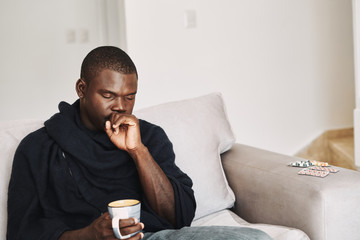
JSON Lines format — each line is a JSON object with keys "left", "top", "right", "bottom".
{"left": 112, "top": 97, "right": 126, "bottom": 113}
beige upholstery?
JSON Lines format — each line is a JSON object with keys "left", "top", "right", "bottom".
{"left": 222, "top": 143, "right": 360, "bottom": 240}
{"left": 192, "top": 210, "right": 308, "bottom": 240}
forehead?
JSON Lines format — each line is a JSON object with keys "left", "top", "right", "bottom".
{"left": 90, "top": 69, "right": 138, "bottom": 93}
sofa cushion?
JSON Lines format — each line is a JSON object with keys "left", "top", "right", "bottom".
{"left": 135, "top": 92, "right": 236, "bottom": 219}
{"left": 191, "top": 209, "right": 310, "bottom": 240}
{"left": 0, "top": 119, "right": 44, "bottom": 240}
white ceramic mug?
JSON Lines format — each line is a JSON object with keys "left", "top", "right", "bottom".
{"left": 108, "top": 199, "right": 141, "bottom": 239}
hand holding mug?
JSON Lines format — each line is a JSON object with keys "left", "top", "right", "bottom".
{"left": 108, "top": 199, "right": 143, "bottom": 239}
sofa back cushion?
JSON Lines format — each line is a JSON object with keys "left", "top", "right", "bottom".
{"left": 135, "top": 93, "right": 236, "bottom": 219}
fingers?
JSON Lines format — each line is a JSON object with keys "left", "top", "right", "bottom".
{"left": 88, "top": 213, "right": 116, "bottom": 240}
{"left": 120, "top": 223, "right": 144, "bottom": 238}
{"left": 95, "top": 212, "right": 112, "bottom": 229}
{"left": 109, "top": 114, "right": 137, "bottom": 132}
{"left": 129, "top": 232, "right": 145, "bottom": 240}
{"left": 105, "top": 121, "right": 114, "bottom": 137}
{"left": 117, "top": 217, "right": 139, "bottom": 228}
{"left": 114, "top": 217, "right": 145, "bottom": 239}
{"left": 104, "top": 113, "right": 141, "bottom": 151}
{"left": 102, "top": 212, "right": 111, "bottom": 220}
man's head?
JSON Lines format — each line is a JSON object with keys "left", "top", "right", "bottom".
{"left": 80, "top": 46, "right": 138, "bottom": 83}
{"left": 76, "top": 46, "right": 138, "bottom": 131}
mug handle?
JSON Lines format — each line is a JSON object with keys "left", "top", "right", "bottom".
{"left": 112, "top": 214, "right": 131, "bottom": 239}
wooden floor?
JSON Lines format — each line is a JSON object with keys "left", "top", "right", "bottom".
{"left": 296, "top": 128, "right": 357, "bottom": 170}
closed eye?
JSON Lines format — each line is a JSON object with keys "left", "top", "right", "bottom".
{"left": 102, "top": 92, "right": 113, "bottom": 99}
{"left": 125, "top": 94, "right": 136, "bottom": 101}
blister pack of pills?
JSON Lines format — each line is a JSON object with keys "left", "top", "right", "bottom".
{"left": 309, "top": 160, "right": 329, "bottom": 167}
{"left": 289, "top": 159, "right": 339, "bottom": 178}
{"left": 288, "top": 160, "right": 313, "bottom": 168}
{"left": 298, "top": 168, "right": 329, "bottom": 178}
{"left": 308, "top": 166, "right": 339, "bottom": 173}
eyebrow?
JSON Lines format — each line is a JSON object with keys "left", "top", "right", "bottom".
{"left": 100, "top": 89, "right": 137, "bottom": 96}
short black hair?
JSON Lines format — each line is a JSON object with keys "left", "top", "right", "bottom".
{"left": 80, "top": 46, "right": 138, "bottom": 84}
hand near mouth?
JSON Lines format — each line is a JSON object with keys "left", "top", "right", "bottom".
{"left": 104, "top": 113, "right": 144, "bottom": 153}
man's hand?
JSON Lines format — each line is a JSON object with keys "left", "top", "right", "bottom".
{"left": 105, "top": 113, "right": 143, "bottom": 152}
{"left": 59, "top": 212, "right": 144, "bottom": 240}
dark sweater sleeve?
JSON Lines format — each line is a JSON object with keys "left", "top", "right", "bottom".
{"left": 7, "top": 140, "right": 69, "bottom": 240}
{"left": 140, "top": 121, "right": 196, "bottom": 229}
{"left": 156, "top": 138, "right": 196, "bottom": 229}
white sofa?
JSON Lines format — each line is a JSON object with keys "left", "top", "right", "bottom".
{"left": 1, "top": 93, "right": 360, "bottom": 240}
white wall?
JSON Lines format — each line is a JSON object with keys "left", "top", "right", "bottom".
{"left": 0, "top": 0, "right": 355, "bottom": 156}
{"left": 353, "top": 0, "right": 360, "bottom": 166}
{"left": 0, "top": 0, "right": 107, "bottom": 121}
{"left": 124, "top": 0, "right": 355, "bottom": 155}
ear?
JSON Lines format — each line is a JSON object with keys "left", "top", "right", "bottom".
{"left": 76, "top": 78, "right": 87, "bottom": 99}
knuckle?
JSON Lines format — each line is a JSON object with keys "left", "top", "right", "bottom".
{"left": 120, "top": 228, "right": 131, "bottom": 236}
{"left": 100, "top": 218, "right": 109, "bottom": 227}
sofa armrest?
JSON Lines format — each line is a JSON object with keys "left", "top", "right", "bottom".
{"left": 221, "top": 143, "right": 360, "bottom": 240}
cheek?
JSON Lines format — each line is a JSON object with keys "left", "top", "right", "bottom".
{"left": 127, "top": 102, "right": 135, "bottom": 113}
{"left": 96, "top": 102, "right": 112, "bottom": 116}
{"left": 88, "top": 97, "right": 111, "bottom": 118}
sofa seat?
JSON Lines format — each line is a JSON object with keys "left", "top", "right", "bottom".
{"left": 192, "top": 210, "right": 309, "bottom": 240}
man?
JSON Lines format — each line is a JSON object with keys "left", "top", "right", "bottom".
{"left": 7, "top": 46, "right": 272, "bottom": 240}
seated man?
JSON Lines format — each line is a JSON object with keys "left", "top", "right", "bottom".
{"left": 7, "top": 46, "right": 272, "bottom": 240}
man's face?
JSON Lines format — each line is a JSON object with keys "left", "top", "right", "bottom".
{"left": 77, "top": 69, "right": 138, "bottom": 131}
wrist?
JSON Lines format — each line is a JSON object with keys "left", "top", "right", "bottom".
{"left": 128, "top": 144, "right": 148, "bottom": 161}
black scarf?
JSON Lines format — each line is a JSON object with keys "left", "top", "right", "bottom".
{"left": 45, "top": 101, "right": 143, "bottom": 209}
